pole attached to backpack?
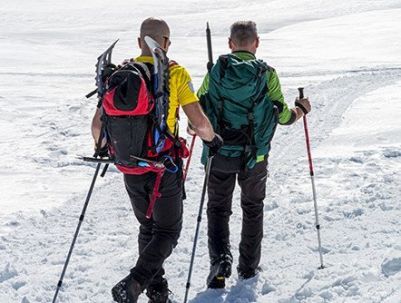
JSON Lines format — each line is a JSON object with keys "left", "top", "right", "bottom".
{"left": 184, "top": 155, "right": 214, "bottom": 303}
{"left": 52, "top": 163, "right": 102, "bottom": 303}
{"left": 298, "top": 87, "right": 324, "bottom": 270}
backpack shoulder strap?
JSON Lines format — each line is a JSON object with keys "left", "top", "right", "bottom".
{"left": 216, "top": 54, "right": 231, "bottom": 78}
{"left": 265, "top": 63, "right": 275, "bottom": 73}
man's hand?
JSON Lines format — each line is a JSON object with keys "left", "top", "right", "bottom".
{"left": 97, "top": 144, "right": 109, "bottom": 158}
{"left": 203, "top": 134, "right": 223, "bottom": 157}
{"left": 295, "top": 98, "right": 311, "bottom": 115}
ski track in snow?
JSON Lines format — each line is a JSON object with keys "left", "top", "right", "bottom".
{"left": 2, "top": 1, "right": 401, "bottom": 303}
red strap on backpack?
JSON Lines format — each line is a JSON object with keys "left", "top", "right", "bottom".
{"left": 145, "top": 168, "right": 166, "bottom": 219}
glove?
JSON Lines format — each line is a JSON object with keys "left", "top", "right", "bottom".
{"left": 295, "top": 98, "right": 311, "bottom": 115}
{"left": 203, "top": 134, "right": 223, "bottom": 157}
{"left": 96, "top": 144, "right": 109, "bottom": 158}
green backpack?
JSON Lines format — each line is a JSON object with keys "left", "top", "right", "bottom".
{"left": 200, "top": 53, "right": 278, "bottom": 168}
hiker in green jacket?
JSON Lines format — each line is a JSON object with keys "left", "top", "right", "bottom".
{"left": 197, "top": 20, "right": 311, "bottom": 288}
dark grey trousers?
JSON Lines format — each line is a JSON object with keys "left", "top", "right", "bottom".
{"left": 207, "top": 157, "right": 268, "bottom": 273}
{"left": 124, "top": 169, "right": 183, "bottom": 288}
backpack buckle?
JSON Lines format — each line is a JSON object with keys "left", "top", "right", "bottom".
{"left": 161, "top": 155, "right": 178, "bottom": 173}
{"left": 244, "top": 144, "right": 257, "bottom": 155}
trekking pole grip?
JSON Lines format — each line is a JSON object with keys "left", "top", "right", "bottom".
{"left": 298, "top": 87, "right": 304, "bottom": 99}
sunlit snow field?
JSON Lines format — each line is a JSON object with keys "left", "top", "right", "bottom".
{"left": 1, "top": 1, "right": 401, "bottom": 302}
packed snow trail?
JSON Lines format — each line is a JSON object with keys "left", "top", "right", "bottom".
{"left": 1, "top": 69, "right": 401, "bottom": 303}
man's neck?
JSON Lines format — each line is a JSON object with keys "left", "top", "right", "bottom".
{"left": 140, "top": 51, "right": 152, "bottom": 57}
{"left": 232, "top": 49, "right": 256, "bottom": 55}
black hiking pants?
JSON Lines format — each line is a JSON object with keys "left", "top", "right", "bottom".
{"left": 207, "top": 157, "right": 268, "bottom": 274}
{"left": 124, "top": 168, "right": 183, "bottom": 289}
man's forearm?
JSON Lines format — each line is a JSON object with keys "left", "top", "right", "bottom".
{"left": 292, "top": 107, "right": 305, "bottom": 122}
{"left": 189, "top": 118, "right": 215, "bottom": 142}
{"left": 91, "top": 108, "right": 106, "bottom": 147}
{"left": 281, "top": 107, "right": 304, "bottom": 125}
{"left": 183, "top": 102, "right": 215, "bottom": 142}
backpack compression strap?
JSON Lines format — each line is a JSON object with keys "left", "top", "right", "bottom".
{"left": 145, "top": 168, "right": 165, "bottom": 219}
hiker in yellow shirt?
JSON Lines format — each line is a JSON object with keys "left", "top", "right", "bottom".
{"left": 91, "top": 17, "right": 223, "bottom": 303}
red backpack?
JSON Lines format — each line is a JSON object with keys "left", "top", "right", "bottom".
{"left": 101, "top": 61, "right": 188, "bottom": 218}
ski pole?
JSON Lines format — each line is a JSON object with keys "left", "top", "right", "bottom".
{"left": 183, "top": 135, "right": 196, "bottom": 182}
{"left": 184, "top": 155, "right": 214, "bottom": 303}
{"left": 52, "top": 163, "right": 102, "bottom": 303}
{"left": 298, "top": 87, "right": 324, "bottom": 270}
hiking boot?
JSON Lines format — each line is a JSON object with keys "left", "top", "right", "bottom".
{"left": 206, "top": 254, "right": 233, "bottom": 289}
{"left": 146, "top": 278, "right": 171, "bottom": 303}
{"left": 237, "top": 266, "right": 261, "bottom": 280}
{"left": 112, "top": 274, "right": 142, "bottom": 303}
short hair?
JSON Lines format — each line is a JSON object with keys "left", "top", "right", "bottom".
{"left": 230, "top": 21, "right": 258, "bottom": 47}
{"left": 140, "top": 17, "right": 170, "bottom": 44}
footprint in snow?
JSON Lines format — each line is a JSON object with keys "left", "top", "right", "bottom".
{"left": 0, "top": 263, "right": 18, "bottom": 283}
{"left": 381, "top": 257, "right": 401, "bottom": 277}
{"left": 383, "top": 147, "right": 401, "bottom": 158}
{"left": 189, "top": 288, "right": 226, "bottom": 303}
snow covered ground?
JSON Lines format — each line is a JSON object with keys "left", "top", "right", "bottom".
{"left": 1, "top": 0, "right": 401, "bottom": 302}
